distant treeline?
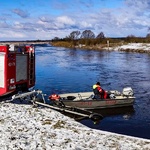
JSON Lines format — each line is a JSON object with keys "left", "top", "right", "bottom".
{"left": 51, "top": 30, "right": 150, "bottom": 48}
{"left": 51, "top": 37, "right": 150, "bottom": 48}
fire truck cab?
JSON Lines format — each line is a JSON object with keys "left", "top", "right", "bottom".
{"left": 0, "top": 44, "right": 35, "bottom": 96}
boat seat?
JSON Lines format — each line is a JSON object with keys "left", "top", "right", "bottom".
{"left": 92, "top": 95, "right": 101, "bottom": 100}
{"left": 67, "top": 96, "right": 76, "bottom": 100}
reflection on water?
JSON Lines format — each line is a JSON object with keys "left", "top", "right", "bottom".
{"left": 91, "top": 106, "right": 135, "bottom": 117}
{"left": 35, "top": 45, "right": 150, "bottom": 139}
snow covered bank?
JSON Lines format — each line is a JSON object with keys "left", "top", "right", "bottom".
{"left": 0, "top": 102, "right": 150, "bottom": 150}
{"left": 109, "top": 43, "right": 150, "bottom": 53}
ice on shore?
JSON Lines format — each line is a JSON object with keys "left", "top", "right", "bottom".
{"left": 0, "top": 102, "right": 150, "bottom": 150}
{"left": 112, "top": 43, "right": 150, "bottom": 52}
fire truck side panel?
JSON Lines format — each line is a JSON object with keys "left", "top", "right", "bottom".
{"left": 0, "top": 53, "right": 5, "bottom": 88}
{"left": 0, "top": 45, "right": 35, "bottom": 97}
{"left": 16, "top": 54, "right": 28, "bottom": 82}
{"left": 0, "top": 46, "right": 8, "bottom": 96}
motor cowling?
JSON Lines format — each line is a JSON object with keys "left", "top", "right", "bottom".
{"left": 122, "top": 87, "right": 134, "bottom": 96}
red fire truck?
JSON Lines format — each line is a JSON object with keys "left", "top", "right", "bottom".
{"left": 0, "top": 44, "right": 35, "bottom": 97}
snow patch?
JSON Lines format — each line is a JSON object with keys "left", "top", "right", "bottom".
{"left": 0, "top": 102, "right": 150, "bottom": 150}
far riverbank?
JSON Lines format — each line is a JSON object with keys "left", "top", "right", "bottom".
{"left": 51, "top": 42, "right": 150, "bottom": 53}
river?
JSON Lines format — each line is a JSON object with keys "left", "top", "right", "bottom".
{"left": 35, "top": 44, "right": 150, "bottom": 139}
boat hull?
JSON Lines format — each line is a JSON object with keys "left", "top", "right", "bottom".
{"left": 61, "top": 98, "right": 134, "bottom": 109}
{"left": 57, "top": 92, "right": 135, "bottom": 109}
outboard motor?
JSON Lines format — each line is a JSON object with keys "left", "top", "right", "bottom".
{"left": 122, "top": 87, "right": 134, "bottom": 97}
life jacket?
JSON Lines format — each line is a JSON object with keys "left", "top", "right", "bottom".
{"left": 93, "top": 84, "right": 101, "bottom": 95}
{"left": 93, "top": 84, "right": 108, "bottom": 99}
{"left": 49, "top": 94, "right": 60, "bottom": 101}
{"left": 103, "top": 91, "right": 108, "bottom": 99}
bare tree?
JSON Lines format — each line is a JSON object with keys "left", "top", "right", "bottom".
{"left": 96, "top": 32, "right": 105, "bottom": 39}
{"left": 52, "top": 37, "right": 60, "bottom": 41}
{"left": 146, "top": 33, "right": 150, "bottom": 38}
{"left": 146, "top": 27, "right": 150, "bottom": 37}
{"left": 69, "top": 31, "right": 81, "bottom": 40}
{"left": 126, "top": 34, "right": 136, "bottom": 38}
{"left": 80, "top": 30, "right": 95, "bottom": 39}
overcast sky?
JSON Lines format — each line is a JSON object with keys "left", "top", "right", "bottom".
{"left": 0, "top": 0, "right": 150, "bottom": 41}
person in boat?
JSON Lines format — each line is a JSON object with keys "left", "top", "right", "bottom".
{"left": 93, "top": 82, "right": 107, "bottom": 99}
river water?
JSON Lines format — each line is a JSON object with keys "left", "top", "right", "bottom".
{"left": 35, "top": 45, "right": 150, "bottom": 139}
